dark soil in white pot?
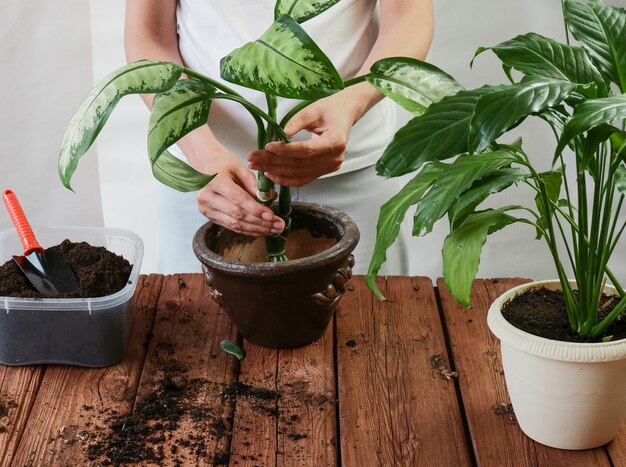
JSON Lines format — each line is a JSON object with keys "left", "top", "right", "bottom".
{"left": 502, "top": 287, "right": 626, "bottom": 343}
{"left": 0, "top": 240, "right": 132, "bottom": 298}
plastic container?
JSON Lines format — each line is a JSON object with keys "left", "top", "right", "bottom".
{"left": 0, "top": 226, "right": 143, "bottom": 367}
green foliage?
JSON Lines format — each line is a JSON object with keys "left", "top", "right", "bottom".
{"left": 367, "top": 0, "right": 626, "bottom": 339}
{"left": 220, "top": 339, "right": 245, "bottom": 360}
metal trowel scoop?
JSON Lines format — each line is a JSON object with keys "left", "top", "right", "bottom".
{"left": 2, "top": 190, "right": 79, "bottom": 295}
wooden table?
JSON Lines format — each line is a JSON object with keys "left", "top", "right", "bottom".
{"left": 0, "top": 275, "right": 624, "bottom": 466}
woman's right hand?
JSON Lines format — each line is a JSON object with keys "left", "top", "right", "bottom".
{"left": 196, "top": 149, "right": 285, "bottom": 237}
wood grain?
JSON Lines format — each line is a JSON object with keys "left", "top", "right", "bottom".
{"left": 229, "top": 317, "right": 337, "bottom": 466}
{"left": 10, "top": 274, "right": 163, "bottom": 466}
{"left": 439, "top": 277, "right": 610, "bottom": 467}
{"left": 336, "top": 276, "right": 471, "bottom": 467}
{"left": 131, "top": 273, "right": 238, "bottom": 466}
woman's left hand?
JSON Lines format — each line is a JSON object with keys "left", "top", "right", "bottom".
{"left": 247, "top": 83, "right": 380, "bottom": 187}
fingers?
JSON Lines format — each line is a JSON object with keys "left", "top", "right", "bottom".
{"left": 248, "top": 129, "right": 347, "bottom": 186}
{"left": 197, "top": 176, "right": 285, "bottom": 236}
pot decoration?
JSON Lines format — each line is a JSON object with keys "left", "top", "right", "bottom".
{"left": 487, "top": 280, "right": 626, "bottom": 450}
{"left": 193, "top": 202, "right": 359, "bottom": 347}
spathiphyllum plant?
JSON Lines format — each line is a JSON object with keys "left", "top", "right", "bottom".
{"left": 367, "top": 0, "right": 626, "bottom": 339}
{"left": 57, "top": 0, "right": 440, "bottom": 263}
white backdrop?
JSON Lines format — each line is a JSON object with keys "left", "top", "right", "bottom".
{"left": 2, "top": 0, "right": 625, "bottom": 285}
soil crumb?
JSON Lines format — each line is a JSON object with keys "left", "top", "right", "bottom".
{"left": 429, "top": 354, "right": 458, "bottom": 380}
{"left": 492, "top": 402, "right": 517, "bottom": 424}
{"left": 0, "top": 239, "right": 132, "bottom": 298}
{"left": 502, "top": 287, "right": 626, "bottom": 342}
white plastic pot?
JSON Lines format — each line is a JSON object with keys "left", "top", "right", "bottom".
{"left": 487, "top": 279, "right": 626, "bottom": 450}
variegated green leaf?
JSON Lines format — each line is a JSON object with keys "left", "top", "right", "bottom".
{"left": 443, "top": 208, "right": 526, "bottom": 307}
{"left": 474, "top": 32, "right": 605, "bottom": 91}
{"left": 275, "top": 0, "right": 340, "bottom": 23}
{"left": 565, "top": 0, "right": 626, "bottom": 91}
{"left": 366, "top": 57, "right": 463, "bottom": 116}
{"left": 220, "top": 15, "right": 343, "bottom": 99}
{"left": 366, "top": 162, "right": 446, "bottom": 300}
{"left": 557, "top": 96, "right": 626, "bottom": 156}
{"left": 148, "top": 79, "right": 216, "bottom": 167}
{"left": 59, "top": 61, "right": 182, "bottom": 189}
{"left": 376, "top": 87, "right": 493, "bottom": 178}
{"left": 413, "top": 151, "right": 517, "bottom": 236}
{"left": 470, "top": 78, "right": 578, "bottom": 153}
{"left": 152, "top": 150, "right": 215, "bottom": 192}
{"left": 616, "top": 164, "right": 626, "bottom": 195}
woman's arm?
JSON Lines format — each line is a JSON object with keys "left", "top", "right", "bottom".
{"left": 248, "top": 0, "right": 434, "bottom": 187}
{"left": 124, "top": 0, "right": 284, "bottom": 236}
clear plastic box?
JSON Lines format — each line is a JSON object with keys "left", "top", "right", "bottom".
{"left": 0, "top": 226, "right": 143, "bottom": 367}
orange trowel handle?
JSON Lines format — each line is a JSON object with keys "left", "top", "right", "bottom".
{"left": 2, "top": 190, "right": 44, "bottom": 256}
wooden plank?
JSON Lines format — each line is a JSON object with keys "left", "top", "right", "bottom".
{"left": 439, "top": 277, "right": 610, "bottom": 466}
{"left": 229, "top": 316, "right": 337, "bottom": 466}
{"left": 336, "top": 276, "right": 471, "bottom": 466}
{"left": 606, "top": 423, "right": 626, "bottom": 465}
{"left": 109, "top": 273, "right": 239, "bottom": 467}
{"left": 10, "top": 274, "right": 163, "bottom": 466}
{"left": 0, "top": 365, "right": 44, "bottom": 466}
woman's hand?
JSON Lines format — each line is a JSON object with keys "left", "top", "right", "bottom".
{"left": 247, "top": 83, "right": 381, "bottom": 187}
{"left": 195, "top": 149, "right": 285, "bottom": 236}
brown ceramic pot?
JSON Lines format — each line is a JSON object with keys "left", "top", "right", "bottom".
{"left": 192, "top": 202, "right": 359, "bottom": 347}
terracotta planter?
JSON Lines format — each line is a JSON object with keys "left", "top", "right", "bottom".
{"left": 192, "top": 202, "right": 359, "bottom": 347}
{"left": 487, "top": 279, "right": 626, "bottom": 449}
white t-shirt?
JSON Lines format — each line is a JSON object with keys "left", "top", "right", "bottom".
{"left": 175, "top": 0, "right": 397, "bottom": 174}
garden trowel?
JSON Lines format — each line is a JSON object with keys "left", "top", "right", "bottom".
{"left": 2, "top": 190, "right": 79, "bottom": 295}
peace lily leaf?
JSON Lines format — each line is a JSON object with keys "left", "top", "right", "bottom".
{"left": 151, "top": 150, "right": 215, "bottom": 192}
{"left": 366, "top": 57, "right": 463, "bottom": 116}
{"left": 443, "top": 208, "right": 526, "bottom": 307}
{"left": 413, "top": 151, "right": 517, "bottom": 236}
{"left": 59, "top": 60, "right": 183, "bottom": 189}
{"left": 220, "top": 339, "right": 245, "bottom": 360}
{"left": 474, "top": 32, "right": 605, "bottom": 92}
{"left": 581, "top": 125, "right": 620, "bottom": 177}
{"left": 220, "top": 15, "right": 343, "bottom": 99}
{"left": 148, "top": 80, "right": 216, "bottom": 172}
{"left": 534, "top": 170, "right": 563, "bottom": 239}
{"left": 376, "top": 87, "right": 492, "bottom": 178}
{"left": 449, "top": 167, "right": 528, "bottom": 228}
{"left": 612, "top": 130, "right": 626, "bottom": 163}
{"left": 616, "top": 164, "right": 626, "bottom": 195}
{"left": 557, "top": 96, "right": 626, "bottom": 156}
{"left": 366, "top": 163, "right": 447, "bottom": 300}
{"left": 470, "top": 78, "right": 578, "bottom": 153}
{"left": 565, "top": 0, "right": 626, "bottom": 91}
{"left": 275, "top": 0, "right": 340, "bottom": 23}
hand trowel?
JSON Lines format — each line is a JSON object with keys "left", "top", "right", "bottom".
{"left": 2, "top": 189, "right": 79, "bottom": 295}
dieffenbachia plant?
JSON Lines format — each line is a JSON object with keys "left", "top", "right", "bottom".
{"left": 58, "top": 0, "right": 445, "bottom": 262}
{"left": 367, "top": 0, "right": 626, "bottom": 339}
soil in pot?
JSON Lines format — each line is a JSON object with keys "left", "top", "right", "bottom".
{"left": 213, "top": 227, "right": 337, "bottom": 263}
{"left": 502, "top": 287, "right": 626, "bottom": 343}
{"left": 0, "top": 239, "right": 132, "bottom": 298}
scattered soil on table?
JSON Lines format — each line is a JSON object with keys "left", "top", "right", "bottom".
{"left": 0, "top": 240, "right": 132, "bottom": 298}
{"left": 492, "top": 402, "right": 517, "bottom": 424}
{"left": 84, "top": 344, "right": 228, "bottom": 466}
{"left": 80, "top": 341, "right": 333, "bottom": 466}
{"left": 0, "top": 396, "right": 16, "bottom": 433}
{"left": 502, "top": 287, "right": 626, "bottom": 342}
{"left": 429, "top": 354, "right": 458, "bottom": 381}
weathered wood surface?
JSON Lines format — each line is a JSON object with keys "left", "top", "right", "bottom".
{"left": 1, "top": 274, "right": 626, "bottom": 466}
{"left": 336, "top": 276, "right": 471, "bottom": 467}
{"left": 438, "top": 277, "right": 616, "bottom": 467}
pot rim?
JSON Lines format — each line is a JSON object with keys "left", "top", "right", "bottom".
{"left": 192, "top": 202, "right": 360, "bottom": 277}
{"left": 487, "top": 279, "right": 626, "bottom": 362}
